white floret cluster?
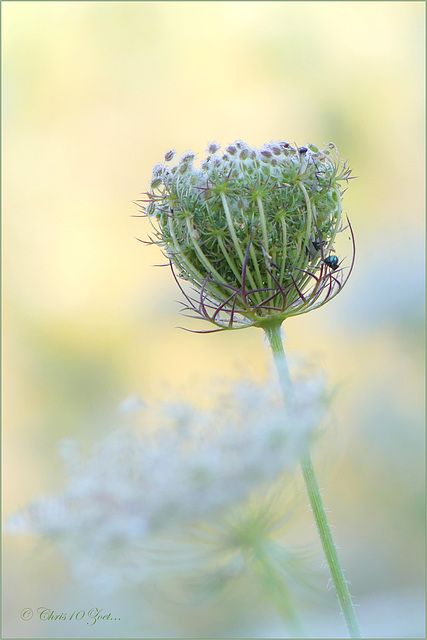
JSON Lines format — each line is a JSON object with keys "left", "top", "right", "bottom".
{"left": 7, "top": 372, "right": 326, "bottom": 592}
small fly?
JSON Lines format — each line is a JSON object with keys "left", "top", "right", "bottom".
{"left": 323, "top": 255, "right": 339, "bottom": 270}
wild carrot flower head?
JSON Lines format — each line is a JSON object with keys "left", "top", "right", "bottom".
{"left": 7, "top": 374, "right": 326, "bottom": 592}
{"left": 139, "top": 141, "right": 354, "bottom": 331}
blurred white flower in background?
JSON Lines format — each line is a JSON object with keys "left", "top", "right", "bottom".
{"left": 7, "top": 370, "right": 326, "bottom": 595}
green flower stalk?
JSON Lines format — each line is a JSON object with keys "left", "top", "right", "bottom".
{"left": 139, "top": 139, "right": 361, "bottom": 638}
{"left": 139, "top": 140, "right": 354, "bottom": 332}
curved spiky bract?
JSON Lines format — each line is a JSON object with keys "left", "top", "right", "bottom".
{"left": 139, "top": 141, "right": 354, "bottom": 330}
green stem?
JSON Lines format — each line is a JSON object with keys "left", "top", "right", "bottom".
{"left": 256, "top": 196, "right": 273, "bottom": 292}
{"left": 264, "top": 323, "right": 292, "bottom": 398}
{"left": 264, "top": 322, "right": 362, "bottom": 639}
{"left": 220, "top": 193, "right": 260, "bottom": 297}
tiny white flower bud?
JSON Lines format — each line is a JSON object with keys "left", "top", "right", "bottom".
{"left": 207, "top": 142, "right": 221, "bottom": 154}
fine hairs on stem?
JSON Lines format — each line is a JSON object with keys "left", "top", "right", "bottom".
{"left": 265, "top": 321, "right": 361, "bottom": 638}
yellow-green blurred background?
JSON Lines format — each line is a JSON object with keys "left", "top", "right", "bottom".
{"left": 2, "top": 1, "right": 425, "bottom": 638}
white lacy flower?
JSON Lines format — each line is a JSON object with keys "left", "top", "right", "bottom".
{"left": 7, "top": 372, "right": 326, "bottom": 592}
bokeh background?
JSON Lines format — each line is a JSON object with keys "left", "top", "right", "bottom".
{"left": 2, "top": 1, "right": 425, "bottom": 638}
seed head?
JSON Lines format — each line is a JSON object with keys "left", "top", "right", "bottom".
{"left": 138, "top": 140, "right": 355, "bottom": 332}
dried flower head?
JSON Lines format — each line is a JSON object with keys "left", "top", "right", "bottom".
{"left": 138, "top": 141, "right": 354, "bottom": 332}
